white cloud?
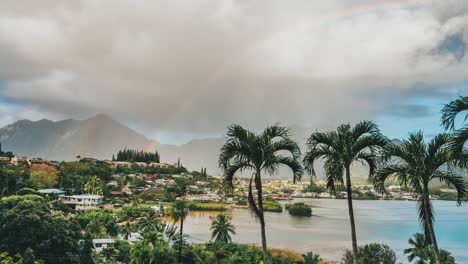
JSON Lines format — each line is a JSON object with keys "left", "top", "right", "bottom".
{"left": 0, "top": 0, "right": 467, "bottom": 139}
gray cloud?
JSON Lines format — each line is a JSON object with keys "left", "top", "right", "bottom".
{"left": 0, "top": 0, "right": 467, "bottom": 140}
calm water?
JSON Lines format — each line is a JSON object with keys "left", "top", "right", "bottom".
{"left": 182, "top": 199, "right": 468, "bottom": 263}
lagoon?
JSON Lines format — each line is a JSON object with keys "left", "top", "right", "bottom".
{"left": 181, "top": 199, "right": 468, "bottom": 262}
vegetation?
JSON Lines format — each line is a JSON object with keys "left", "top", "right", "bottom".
{"left": 342, "top": 243, "right": 397, "bottom": 264}
{"left": 113, "top": 148, "right": 160, "bottom": 163}
{"left": 219, "top": 124, "right": 303, "bottom": 264}
{"left": 405, "top": 233, "right": 455, "bottom": 264}
{"left": 441, "top": 95, "right": 468, "bottom": 168}
{"left": 0, "top": 195, "right": 81, "bottom": 263}
{"left": 210, "top": 214, "right": 236, "bottom": 243}
{"left": 170, "top": 200, "right": 189, "bottom": 263}
{"left": 186, "top": 201, "right": 226, "bottom": 211}
{"left": 303, "top": 121, "right": 388, "bottom": 264}
{"left": 285, "top": 202, "right": 312, "bottom": 217}
{"left": 372, "top": 132, "right": 467, "bottom": 264}
{"left": 263, "top": 199, "right": 283, "bottom": 212}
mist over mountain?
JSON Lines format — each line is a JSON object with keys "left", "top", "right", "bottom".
{"left": 0, "top": 114, "right": 403, "bottom": 180}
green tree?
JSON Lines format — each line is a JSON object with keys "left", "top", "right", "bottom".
{"left": 342, "top": 243, "right": 397, "bottom": 264}
{"left": 84, "top": 176, "right": 103, "bottom": 195}
{"left": 80, "top": 233, "right": 95, "bottom": 264}
{"left": 303, "top": 121, "right": 387, "bottom": 264}
{"left": 210, "top": 214, "right": 236, "bottom": 243}
{"left": 171, "top": 200, "right": 189, "bottom": 263}
{"left": 219, "top": 124, "right": 302, "bottom": 264}
{"left": 76, "top": 209, "right": 119, "bottom": 236}
{"left": 372, "top": 132, "right": 467, "bottom": 264}
{"left": 0, "top": 195, "right": 81, "bottom": 264}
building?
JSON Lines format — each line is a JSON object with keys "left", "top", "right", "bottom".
{"left": 92, "top": 238, "right": 116, "bottom": 253}
{"left": 112, "top": 161, "right": 132, "bottom": 168}
{"left": 63, "top": 194, "right": 104, "bottom": 211}
{"left": 149, "top": 162, "right": 173, "bottom": 169}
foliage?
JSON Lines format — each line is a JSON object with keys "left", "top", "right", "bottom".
{"left": 285, "top": 202, "right": 312, "bottom": 217}
{"left": 301, "top": 251, "right": 322, "bottom": 264}
{"left": 342, "top": 243, "right": 397, "bottom": 264}
{"left": 117, "top": 205, "right": 153, "bottom": 221}
{"left": 405, "top": 233, "right": 456, "bottom": 264}
{"left": 84, "top": 176, "right": 103, "bottom": 195}
{"left": 113, "top": 148, "right": 160, "bottom": 163}
{"left": 372, "top": 132, "right": 467, "bottom": 263}
{"left": 76, "top": 209, "right": 119, "bottom": 236}
{"left": 303, "top": 121, "right": 388, "bottom": 264}
{"left": 302, "top": 182, "right": 325, "bottom": 194}
{"left": 0, "top": 195, "right": 81, "bottom": 264}
{"left": 17, "top": 188, "right": 38, "bottom": 196}
{"left": 210, "top": 214, "right": 236, "bottom": 243}
{"left": 441, "top": 95, "right": 468, "bottom": 168}
{"left": 263, "top": 200, "right": 283, "bottom": 213}
{"left": 29, "top": 164, "right": 59, "bottom": 189}
{"left": 187, "top": 202, "right": 226, "bottom": 211}
{"left": 219, "top": 124, "right": 303, "bottom": 263}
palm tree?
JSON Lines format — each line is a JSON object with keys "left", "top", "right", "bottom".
{"left": 303, "top": 121, "right": 388, "bottom": 264}
{"left": 441, "top": 95, "right": 468, "bottom": 167}
{"left": 219, "top": 124, "right": 302, "bottom": 264}
{"left": 170, "top": 200, "right": 189, "bottom": 263}
{"left": 372, "top": 132, "right": 467, "bottom": 264}
{"left": 210, "top": 214, "right": 236, "bottom": 243}
{"left": 84, "top": 176, "right": 103, "bottom": 195}
{"left": 405, "top": 233, "right": 429, "bottom": 263}
{"left": 139, "top": 211, "right": 162, "bottom": 233}
{"left": 121, "top": 220, "right": 134, "bottom": 241}
{"left": 405, "top": 233, "right": 456, "bottom": 264}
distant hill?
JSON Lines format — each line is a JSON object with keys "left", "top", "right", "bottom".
{"left": 0, "top": 115, "right": 405, "bottom": 180}
{"left": 0, "top": 114, "right": 151, "bottom": 161}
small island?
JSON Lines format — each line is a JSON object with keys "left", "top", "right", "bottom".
{"left": 285, "top": 202, "right": 312, "bottom": 217}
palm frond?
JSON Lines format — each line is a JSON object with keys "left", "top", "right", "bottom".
{"left": 433, "top": 171, "right": 468, "bottom": 204}
{"left": 270, "top": 155, "right": 303, "bottom": 183}
{"left": 441, "top": 96, "right": 468, "bottom": 130}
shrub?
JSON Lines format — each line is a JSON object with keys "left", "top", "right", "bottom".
{"left": 286, "top": 202, "right": 312, "bottom": 217}
{"left": 186, "top": 202, "right": 226, "bottom": 211}
{"left": 343, "top": 243, "right": 397, "bottom": 264}
{"left": 263, "top": 200, "right": 282, "bottom": 213}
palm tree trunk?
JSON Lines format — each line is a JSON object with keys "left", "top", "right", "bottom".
{"left": 423, "top": 192, "right": 441, "bottom": 264}
{"left": 179, "top": 217, "right": 184, "bottom": 263}
{"left": 256, "top": 171, "right": 269, "bottom": 264}
{"left": 345, "top": 166, "right": 358, "bottom": 264}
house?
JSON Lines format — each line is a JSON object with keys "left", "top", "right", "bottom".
{"left": 92, "top": 238, "right": 116, "bottom": 253}
{"left": 149, "top": 162, "right": 173, "bottom": 169}
{"left": 106, "top": 181, "right": 119, "bottom": 188}
{"left": 63, "top": 194, "right": 104, "bottom": 211}
{"left": 134, "top": 162, "right": 147, "bottom": 167}
{"left": 38, "top": 189, "right": 66, "bottom": 200}
{"left": 112, "top": 161, "right": 132, "bottom": 168}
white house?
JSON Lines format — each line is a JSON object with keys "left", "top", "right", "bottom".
{"left": 93, "top": 238, "right": 116, "bottom": 253}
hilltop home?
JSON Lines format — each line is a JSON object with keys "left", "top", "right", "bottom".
{"left": 63, "top": 194, "right": 104, "bottom": 211}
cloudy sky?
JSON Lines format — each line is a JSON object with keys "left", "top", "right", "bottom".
{"left": 0, "top": 0, "right": 467, "bottom": 144}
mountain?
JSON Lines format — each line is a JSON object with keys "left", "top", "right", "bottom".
{"left": 0, "top": 114, "right": 151, "bottom": 161}
{"left": 0, "top": 115, "right": 405, "bottom": 180}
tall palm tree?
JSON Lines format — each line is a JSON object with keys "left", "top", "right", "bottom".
{"left": 139, "top": 211, "right": 162, "bottom": 233}
{"left": 170, "top": 200, "right": 189, "bottom": 263}
{"left": 441, "top": 95, "right": 468, "bottom": 167}
{"left": 303, "top": 121, "right": 387, "bottom": 264}
{"left": 372, "top": 132, "right": 467, "bottom": 264}
{"left": 84, "top": 176, "right": 103, "bottom": 195}
{"left": 219, "top": 124, "right": 302, "bottom": 264}
{"left": 210, "top": 214, "right": 236, "bottom": 243}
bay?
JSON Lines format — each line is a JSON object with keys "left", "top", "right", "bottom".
{"left": 181, "top": 198, "right": 468, "bottom": 263}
